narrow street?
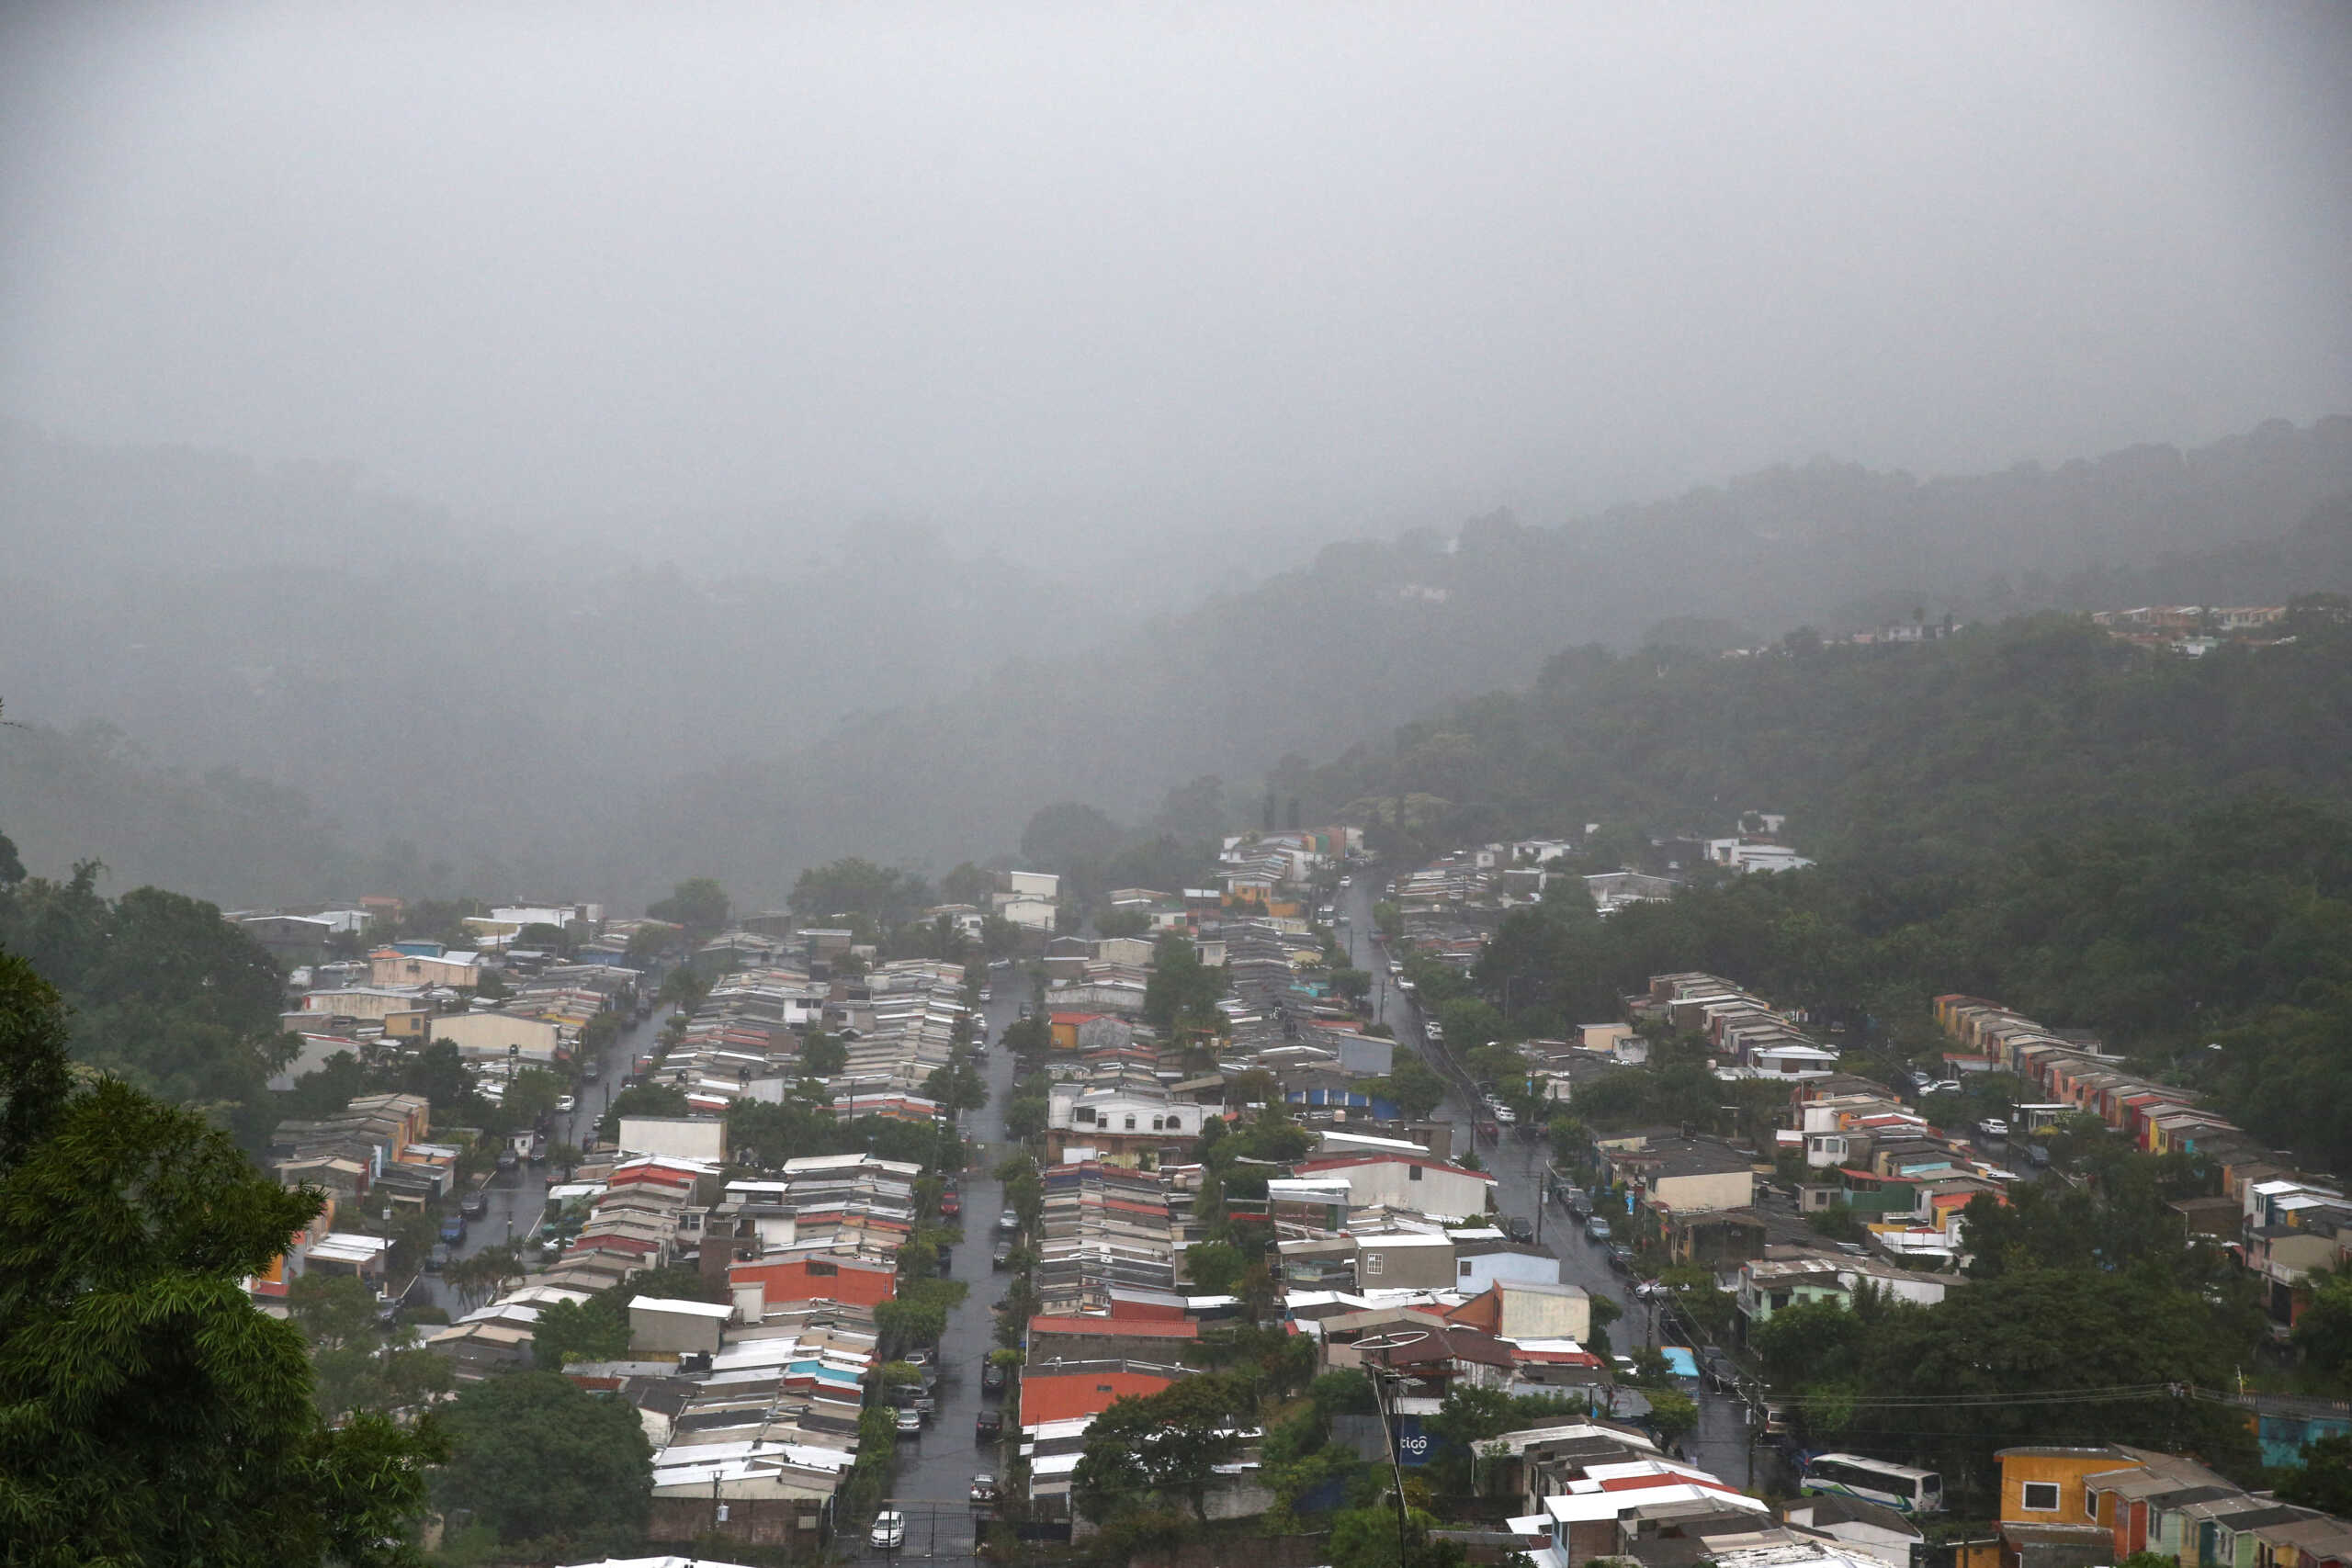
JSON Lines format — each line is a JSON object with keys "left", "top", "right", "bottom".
{"left": 415, "top": 998, "right": 660, "bottom": 1315}
{"left": 1337, "top": 874, "right": 1768, "bottom": 1488}
{"left": 848, "top": 971, "right": 1027, "bottom": 1563}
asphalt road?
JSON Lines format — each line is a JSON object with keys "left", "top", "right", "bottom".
{"left": 849, "top": 968, "right": 1029, "bottom": 1563}
{"left": 414, "top": 998, "right": 658, "bottom": 1314}
{"left": 1336, "top": 874, "right": 1777, "bottom": 1490}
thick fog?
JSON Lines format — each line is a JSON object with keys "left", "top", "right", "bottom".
{"left": 4, "top": 2, "right": 2348, "bottom": 569}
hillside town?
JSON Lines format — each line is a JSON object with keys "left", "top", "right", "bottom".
{"left": 208, "top": 824, "right": 2352, "bottom": 1568}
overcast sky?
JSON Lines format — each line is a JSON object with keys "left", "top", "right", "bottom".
{"left": 3, "top": 2, "right": 2348, "bottom": 563}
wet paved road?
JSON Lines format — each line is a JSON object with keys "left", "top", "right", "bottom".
{"left": 415, "top": 1000, "right": 657, "bottom": 1315}
{"left": 1337, "top": 875, "right": 1773, "bottom": 1489}
{"left": 850, "top": 970, "right": 1027, "bottom": 1563}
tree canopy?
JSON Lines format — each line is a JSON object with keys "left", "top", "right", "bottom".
{"left": 0, "top": 945, "right": 443, "bottom": 1564}
{"left": 432, "top": 1371, "right": 652, "bottom": 1550}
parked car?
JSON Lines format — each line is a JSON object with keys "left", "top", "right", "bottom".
{"left": 555, "top": 1093, "right": 575, "bottom": 1114}
{"left": 870, "top": 1510, "right": 907, "bottom": 1551}
{"left": 894, "top": 1406, "right": 923, "bottom": 1436}
{"left": 996, "top": 1209, "right": 1020, "bottom": 1234}
{"left": 902, "top": 1346, "right": 935, "bottom": 1368}
{"left": 1977, "top": 1117, "right": 2010, "bottom": 1139}
{"left": 940, "top": 1191, "right": 962, "bottom": 1217}
{"left": 970, "top": 1474, "right": 1001, "bottom": 1505}
{"left": 425, "top": 1244, "right": 450, "bottom": 1273}
{"left": 1607, "top": 1244, "right": 1635, "bottom": 1272}
{"left": 2027, "top": 1143, "right": 2052, "bottom": 1168}
{"left": 1702, "top": 1347, "right": 1741, "bottom": 1393}
{"left": 1502, "top": 1215, "right": 1534, "bottom": 1245}
{"left": 975, "top": 1408, "right": 1004, "bottom": 1440}
{"left": 935, "top": 1247, "right": 953, "bottom": 1274}
{"left": 458, "top": 1190, "right": 489, "bottom": 1219}
{"left": 982, "top": 1359, "right": 1008, "bottom": 1393}
{"left": 1493, "top": 1105, "right": 1517, "bottom": 1125}
{"left": 991, "top": 1241, "right": 1013, "bottom": 1269}
{"left": 437, "top": 1214, "right": 467, "bottom": 1245}
{"left": 1425, "top": 1021, "right": 1443, "bottom": 1041}
{"left": 1585, "top": 1215, "right": 1612, "bottom": 1242}
{"left": 580, "top": 1061, "right": 600, "bottom": 1082}
{"left": 494, "top": 1148, "right": 519, "bottom": 1173}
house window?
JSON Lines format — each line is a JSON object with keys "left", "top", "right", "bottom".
{"left": 2022, "top": 1483, "right": 2061, "bottom": 1513}
{"left": 1124, "top": 1115, "right": 1136, "bottom": 1130}
{"left": 1075, "top": 1107, "right": 1095, "bottom": 1124}
{"left": 806, "top": 1260, "right": 838, "bottom": 1277}
{"left": 1364, "top": 1253, "right": 1384, "bottom": 1276}
{"left": 1408, "top": 1166, "right": 1423, "bottom": 1181}
{"left": 1459, "top": 1261, "right": 1473, "bottom": 1277}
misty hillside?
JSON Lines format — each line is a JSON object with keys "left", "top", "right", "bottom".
{"left": 5, "top": 417, "right": 2350, "bottom": 907}
{"left": 637, "top": 420, "right": 2352, "bottom": 902}
{"left": 0, "top": 421, "right": 1175, "bottom": 886}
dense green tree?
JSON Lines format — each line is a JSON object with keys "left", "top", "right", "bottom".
{"left": 2276, "top": 1433, "right": 2352, "bottom": 1514}
{"left": 646, "top": 876, "right": 730, "bottom": 934}
{"left": 1368, "top": 1052, "right": 1449, "bottom": 1122}
{"left": 2292, "top": 1267, "right": 2352, "bottom": 1389}
{"left": 1021, "top": 800, "right": 1126, "bottom": 870}
{"left": 1183, "top": 1240, "right": 1248, "bottom": 1295}
{"left": 433, "top": 1371, "right": 651, "bottom": 1548}
{"left": 787, "top": 857, "right": 931, "bottom": 927}
{"left": 1144, "top": 932, "right": 1226, "bottom": 1034}
{"left": 598, "top": 1080, "right": 690, "bottom": 1140}
{"left": 1073, "top": 1374, "right": 1258, "bottom": 1522}
{"left": 0, "top": 946, "right": 444, "bottom": 1564}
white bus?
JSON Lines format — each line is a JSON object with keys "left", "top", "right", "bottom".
{"left": 1799, "top": 1453, "right": 1943, "bottom": 1514}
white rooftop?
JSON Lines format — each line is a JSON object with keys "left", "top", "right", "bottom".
{"left": 632, "top": 1295, "right": 733, "bottom": 1319}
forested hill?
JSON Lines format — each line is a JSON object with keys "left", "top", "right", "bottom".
{"left": 639, "top": 423, "right": 2352, "bottom": 902}
{"left": 1285, "top": 610, "right": 2352, "bottom": 1168}
{"left": 1273, "top": 605, "right": 2352, "bottom": 876}
{"left": 6, "top": 417, "right": 2350, "bottom": 907}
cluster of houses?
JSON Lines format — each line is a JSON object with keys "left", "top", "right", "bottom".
{"left": 1936, "top": 996, "right": 2350, "bottom": 1345}
{"left": 431, "top": 1139, "right": 922, "bottom": 1545}
{"left": 2089, "top": 604, "right": 2297, "bottom": 656}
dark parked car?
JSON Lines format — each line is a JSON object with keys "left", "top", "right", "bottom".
{"left": 424, "top": 1244, "right": 450, "bottom": 1273}
{"left": 1606, "top": 1243, "right": 1635, "bottom": 1272}
{"left": 982, "top": 1360, "right": 1008, "bottom": 1393}
{"left": 935, "top": 1247, "right": 953, "bottom": 1274}
{"left": 459, "top": 1190, "right": 489, "bottom": 1219}
{"left": 974, "top": 1409, "right": 1003, "bottom": 1440}
{"left": 1501, "top": 1215, "right": 1534, "bottom": 1245}
{"left": 494, "top": 1148, "right": 519, "bottom": 1173}
{"left": 1702, "top": 1348, "right": 1741, "bottom": 1393}
{"left": 991, "top": 1241, "right": 1013, "bottom": 1269}
{"left": 438, "top": 1214, "right": 468, "bottom": 1245}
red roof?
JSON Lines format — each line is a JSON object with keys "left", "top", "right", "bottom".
{"left": 1029, "top": 1314, "right": 1199, "bottom": 1339}
{"left": 1019, "top": 1371, "right": 1176, "bottom": 1426}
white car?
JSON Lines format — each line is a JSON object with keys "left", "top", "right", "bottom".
{"left": 1978, "top": 1117, "right": 2010, "bottom": 1139}
{"left": 1340, "top": 876, "right": 1353, "bottom": 887}
{"left": 555, "top": 1094, "right": 575, "bottom": 1113}
{"left": 871, "top": 1509, "right": 907, "bottom": 1550}
{"left": 1494, "top": 1106, "right": 1518, "bottom": 1125}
